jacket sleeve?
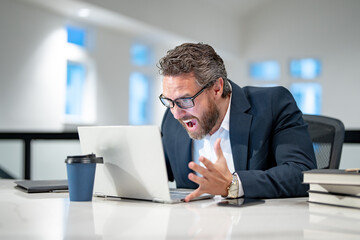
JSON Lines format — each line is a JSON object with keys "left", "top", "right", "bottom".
{"left": 237, "top": 87, "right": 317, "bottom": 198}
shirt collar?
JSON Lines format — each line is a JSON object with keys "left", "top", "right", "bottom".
{"left": 202, "top": 93, "right": 232, "bottom": 140}
{"left": 220, "top": 93, "right": 232, "bottom": 132}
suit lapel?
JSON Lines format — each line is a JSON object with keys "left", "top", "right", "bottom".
{"left": 173, "top": 81, "right": 252, "bottom": 185}
{"left": 229, "top": 82, "right": 252, "bottom": 171}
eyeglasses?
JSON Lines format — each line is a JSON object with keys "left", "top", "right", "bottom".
{"left": 159, "top": 85, "right": 209, "bottom": 109}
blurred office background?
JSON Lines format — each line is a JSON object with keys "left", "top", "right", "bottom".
{"left": 0, "top": 0, "right": 359, "bottom": 180}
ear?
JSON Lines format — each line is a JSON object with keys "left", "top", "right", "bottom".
{"left": 212, "top": 77, "right": 224, "bottom": 98}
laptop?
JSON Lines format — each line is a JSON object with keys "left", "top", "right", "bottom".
{"left": 78, "top": 125, "right": 213, "bottom": 203}
{"left": 14, "top": 180, "right": 68, "bottom": 193}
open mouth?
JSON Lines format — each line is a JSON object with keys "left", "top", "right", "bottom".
{"left": 183, "top": 119, "right": 196, "bottom": 128}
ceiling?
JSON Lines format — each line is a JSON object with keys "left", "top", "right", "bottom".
{"left": 201, "top": 0, "right": 270, "bottom": 17}
{"left": 20, "top": 0, "right": 271, "bottom": 47}
{"left": 24, "top": 0, "right": 270, "bottom": 20}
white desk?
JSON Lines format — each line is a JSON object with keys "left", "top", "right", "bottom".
{"left": 1, "top": 180, "right": 359, "bottom": 239}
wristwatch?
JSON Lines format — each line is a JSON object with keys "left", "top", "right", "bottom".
{"left": 226, "top": 173, "right": 239, "bottom": 199}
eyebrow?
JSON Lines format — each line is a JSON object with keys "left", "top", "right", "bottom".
{"left": 163, "top": 92, "right": 193, "bottom": 100}
{"left": 177, "top": 93, "right": 193, "bottom": 99}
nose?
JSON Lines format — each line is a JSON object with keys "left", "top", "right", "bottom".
{"left": 170, "top": 105, "right": 186, "bottom": 120}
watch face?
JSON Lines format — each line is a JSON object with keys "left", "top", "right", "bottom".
{"left": 229, "top": 188, "right": 237, "bottom": 198}
{"left": 227, "top": 175, "right": 239, "bottom": 198}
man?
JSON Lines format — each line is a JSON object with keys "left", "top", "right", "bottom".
{"left": 158, "top": 43, "right": 316, "bottom": 202}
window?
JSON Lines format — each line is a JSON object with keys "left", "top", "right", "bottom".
{"left": 290, "top": 58, "right": 321, "bottom": 79}
{"left": 66, "top": 25, "right": 86, "bottom": 47}
{"left": 250, "top": 61, "right": 280, "bottom": 81}
{"left": 129, "top": 72, "right": 150, "bottom": 125}
{"left": 65, "top": 62, "right": 86, "bottom": 116}
{"left": 130, "top": 43, "right": 153, "bottom": 66}
{"left": 289, "top": 58, "right": 322, "bottom": 114}
{"left": 290, "top": 82, "right": 322, "bottom": 115}
{"left": 65, "top": 25, "right": 95, "bottom": 124}
{"left": 129, "top": 43, "right": 153, "bottom": 125}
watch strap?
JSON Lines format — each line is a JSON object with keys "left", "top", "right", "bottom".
{"left": 226, "top": 172, "right": 239, "bottom": 199}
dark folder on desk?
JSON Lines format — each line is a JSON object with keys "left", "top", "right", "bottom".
{"left": 14, "top": 180, "right": 68, "bottom": 193}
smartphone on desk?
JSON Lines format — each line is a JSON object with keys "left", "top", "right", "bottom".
{"left": 217, "top": 198, "right": 265, "bottom": 207}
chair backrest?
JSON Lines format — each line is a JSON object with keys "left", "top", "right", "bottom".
{"left": 303, "top": 114, "right": 345, "bottom": 169}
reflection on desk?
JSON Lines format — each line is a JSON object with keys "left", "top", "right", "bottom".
{"left": 0, "top": 179, "right": 360, "bottom": 239}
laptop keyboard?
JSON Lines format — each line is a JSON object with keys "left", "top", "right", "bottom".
{"left": 170, "top": 190, "right": 190, "bottom": 200}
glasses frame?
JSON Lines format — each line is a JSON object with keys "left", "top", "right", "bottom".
{"left": 159, "top": 84, "right": 209, "bottom": 109}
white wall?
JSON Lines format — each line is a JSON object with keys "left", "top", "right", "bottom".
{"left": 93, "top": 28, "right": 132, "bottom": 126}
{"left": 0, "top": 0, "right": 173, "bottom": 131}
{"left": 0, "top": 0, "right": 66, "bottom": 132}
{"left": 2, "top": 0, "right": 359, "bottom": 130}
{"left": 242, "top": 0, "right": 360, "bottom": 129}
{"left": 80, "top": 0, "right": 244, "bottom": 57}
{"left": 0, "top": 0, "right": 139, "bottom": 131}
{"left": 79, "top": 0, "right": 246, "bottom": 88}
{"left": 1, "top": 0, "right": 359, "bottom": 129}
{"left": 0, "top": 0, "right": 245, "bottom": 131}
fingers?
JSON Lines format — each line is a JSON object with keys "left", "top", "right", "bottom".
{"left": 214, "top": 138, "right": 225, "bottom": 161}
{"left": 184, "top": 138, "right": 231, "bottom": 203}
{"left": 188, "top": 160, "right": 209, "bottom": 176}
{"left": 184, "top": 188, "right": 203, "bottom": 202}
{"left": 189, "top": 157, "right": 218, "bottom": 177}
{"left": 199, "top": 156, "right": 216, "bottom": 171}
{"left": 188, "top": 172, "right": 203, "bottom": 185}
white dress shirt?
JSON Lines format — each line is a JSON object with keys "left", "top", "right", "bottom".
{"left": 192, "top": 95, "right": 244, "bottom": 197}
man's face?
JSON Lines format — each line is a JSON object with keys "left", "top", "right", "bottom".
{"left": 162, "top": 73, "right": 219, "bottom": 140}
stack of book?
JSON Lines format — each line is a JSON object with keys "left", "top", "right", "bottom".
{"left": 303, "top": 169, "right": 360, "bottom": 209}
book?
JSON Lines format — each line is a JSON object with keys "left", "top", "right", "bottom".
{"left": 303, "top": 169, "right": 360, "bottom": 185}
{"left": 308, "top": 191, "right": 360, "bottom": 209}
{"left": 309, "top": 183, "right": 360, "bottom": 196}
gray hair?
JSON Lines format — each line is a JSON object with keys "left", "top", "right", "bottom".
{"left": 158, "top": 43, "right": 231, "bottom": 97}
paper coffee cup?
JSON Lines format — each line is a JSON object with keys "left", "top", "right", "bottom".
{"left": 65, "top": 154, "right": 103, "bottom": 201}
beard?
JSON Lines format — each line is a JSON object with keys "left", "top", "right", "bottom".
{"left": 178, "top": 100, "right": 220, "bottom": 140}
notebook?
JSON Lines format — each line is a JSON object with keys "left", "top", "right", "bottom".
{"left": 14, "top": 180, "right": 68, "bottom": 193}
{"left": 77, "top": 125, "right": 213, "bottom": 203}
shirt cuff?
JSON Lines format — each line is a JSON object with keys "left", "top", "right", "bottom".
{"left": 234, "top": 172, "right": 244, "bottom": 197}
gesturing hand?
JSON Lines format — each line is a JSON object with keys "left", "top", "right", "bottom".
{"left": 185, "top": 138, "right": 233, "bottom": 202}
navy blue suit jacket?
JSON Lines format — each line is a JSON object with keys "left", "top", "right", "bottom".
{"left": 161, "top": 81, "right": 317, "bottom": 198}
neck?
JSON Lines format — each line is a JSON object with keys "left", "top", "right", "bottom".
{"left": 209, "top": 94, "right": 231, "bottom": 135}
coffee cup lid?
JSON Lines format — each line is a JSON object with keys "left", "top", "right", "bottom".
{"left": 65, "top": 153, "right": 103, "bottom": 164}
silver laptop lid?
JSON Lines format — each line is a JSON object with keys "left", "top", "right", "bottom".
{"left": 78, "top": 125, "right": 172, "bottom": 202}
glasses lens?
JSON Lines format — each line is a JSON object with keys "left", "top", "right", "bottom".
{"left": 160, "top": 97, "right": 173, "bottom": 108}
{"left": 176, "top": 98, "right": 194, "bottom": 109}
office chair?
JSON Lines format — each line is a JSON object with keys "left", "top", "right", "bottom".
{"left": 0, "top": 167, "right": 14, "bottom": 179}
{"left": 303, "top": 114, "right": 345, "bottom": 169}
